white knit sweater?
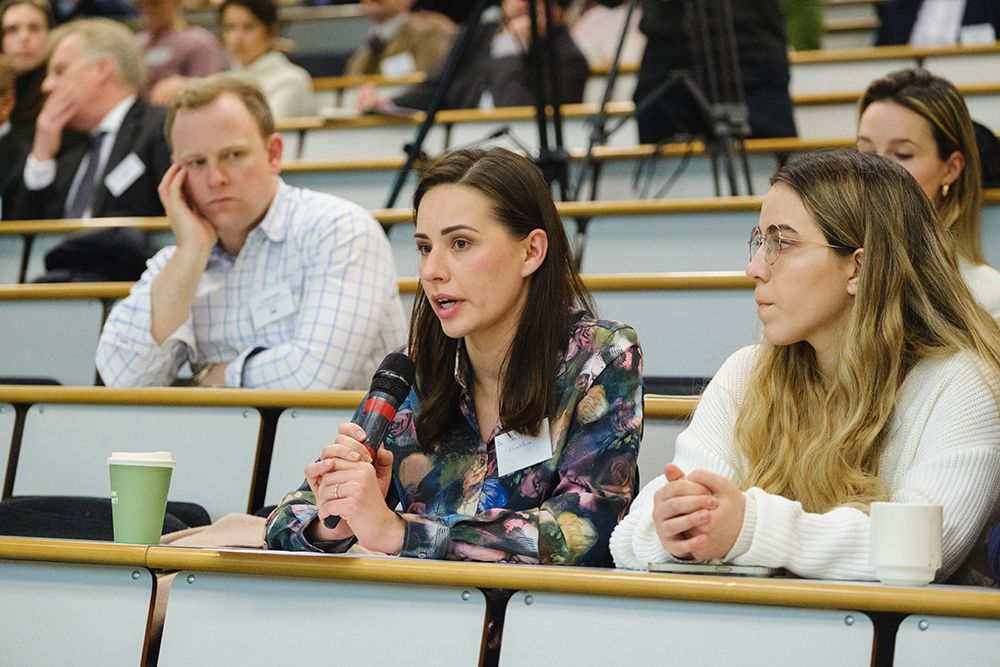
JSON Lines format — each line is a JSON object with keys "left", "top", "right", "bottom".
{"left": 611, "top": 345, "right": 1000, "bottom": 581}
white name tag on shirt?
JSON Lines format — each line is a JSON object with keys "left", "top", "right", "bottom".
{"left": 960, "top": 23, "right": 997, "bottom": 45}
{"left": 249, "top": 281, "right": 296, "bottom": 329}
{"left": 104, "top": 153, "right": 146, "bottom": 197}
{"left": 380, "top": 51, "right": 416, "bottom": 77}
{"left": 495, "top": 420, "right": 552, "bottom": 477}
{"left": 145, "top": 46, "right": 173, "bottom": 66}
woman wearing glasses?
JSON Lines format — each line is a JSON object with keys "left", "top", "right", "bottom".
{"left": 611, "top": 149, "right": 1000, "bottom": 583}
{"left": 857, "top": 68, "right": 1000, "bottom": 324}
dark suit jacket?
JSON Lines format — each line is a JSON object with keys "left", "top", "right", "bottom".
{"left": 391, "top": 22, "right": 589, "bottom": 111}
{"left": 0, "top": 131, "right": 28, "bottom": 221}
{"left": 877, "top": 0, "right": 1000, "bottom": 45}
{"left": 10, "top": 98, "right": 170, "bottom": 221}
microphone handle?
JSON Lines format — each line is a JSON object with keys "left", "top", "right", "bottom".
{"left": 322, "top": 392, "right": 399, "bottom": 530}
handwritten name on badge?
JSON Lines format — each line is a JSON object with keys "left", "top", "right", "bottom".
{"left": 249, "top": 282, "right": 297, "bottom": 329}
{"left": 495, "top": 420, "right": 552, "bottom": 477}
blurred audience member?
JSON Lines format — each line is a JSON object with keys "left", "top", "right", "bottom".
{"left": 220, "top": 0, "right": 316, "bottom": 118}
{"left": 0, "top": 55, "right": 27, "bottom": 218}
{"left": 0, "top": 0, "right": 51, "bottom": 144}
{"left": 569, "top": 0, "right": 645, "bottom": 69}
{"left": 356, "top": 0, "right": 588, "bottom": 113}
{"left": 97, "top": 75, "right": 406, "bottom": 389}
{"left": 858, "top": 69, "right": 1000, "bottom": 323}
{"left": 136, "top": 0, "right": 226, "bottom": 106}
{"left": 877, "top": 0, "right": 999, "bottom": 46}
{"left": 11, "top": 19, "right": 169, "bottom": 282}
{"left": 345, "top": 0, "right": 452, "bottom": 77}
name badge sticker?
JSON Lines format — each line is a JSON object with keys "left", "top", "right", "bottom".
{"left": 104, "top": 153, "right": 147, "bottom": 197}
{"left": 380, "top": 51, "right": 417, "bottom": 77}
{"left": 248, "top": 281, "right": 297, "bottom": 329}
{"left": 495, "top": 420, "right": 552, "bottom": 477}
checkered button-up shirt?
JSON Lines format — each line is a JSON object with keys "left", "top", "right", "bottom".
{"left": 96, "top": 179, "right": 407, "bottom": 390}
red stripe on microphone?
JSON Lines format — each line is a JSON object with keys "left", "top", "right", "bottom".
{"left": 363, "top": 396, "right": 397, "bottom": 421}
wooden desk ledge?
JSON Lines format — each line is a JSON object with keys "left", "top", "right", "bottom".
{"left": 0, "top": 282, "right": 133, "bottom": 300}
{"left": 0, "top": 384, "right": 694, "bottom": 418}
{"left": 0, "top": 536, "right": 147, "bottom": 566}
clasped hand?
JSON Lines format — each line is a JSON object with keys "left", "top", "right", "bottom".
{"left": 304, "top": 422, "right": 403, "bottom": 553}
{"left": 652, "top": 463, "right": 746, "bottom": 562}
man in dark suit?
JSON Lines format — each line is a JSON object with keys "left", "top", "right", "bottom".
{"left": 877, "top": 0, "right": 1000, "bottom": 46}
{"left": 12, "top": 18, "right": 170, "bottom": 280}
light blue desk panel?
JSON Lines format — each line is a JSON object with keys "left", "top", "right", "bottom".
{"left": 13, "top": 403, "right": 262, "bottom": 520}
{"left": 0, "top": 298, "right": 103, "bottom": 385}
{"left": 498, "top": 590, "right": 873, "bottom": 667}
{"left": 281, "top": 165, "right": 415, "bottom": 210}
{"left": 0, "top": 235, "right": 23, "bottom": 283}
{"left": 157, "top": 571, "right": 486, "bottom": 667}
{"left": 579, "top": 152, "right": 782, "bottom": 200}
{"left": 0, "top": 560, "right": 153, "bottom": 666}
{"left": 985, "top": 202, "right": 1000, "bottom": 267}
{"left": 894, "top": 614, "right": 1000, "bottom": 667}
{"left": 264, "top": 407, "right": 355, "bottom": 507}
{"left": 298, "top": 123, "right": 447, "bottom": 161}
{"left": 578, "top": 210, "right": 757, "bottom": 273}
{"left": 0, "top": 404, "right": 13, "bottom": 493}
{"left": 638, "top": 412, "right": 689, "bottom": 487}
{"left": 592, "top": 287, "right": 759, "bottom": 378}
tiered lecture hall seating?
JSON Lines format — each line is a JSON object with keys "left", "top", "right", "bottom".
{"left": 2, "top": 388, "right": 998, "bottom": 667}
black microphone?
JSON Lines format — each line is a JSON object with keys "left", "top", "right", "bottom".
{"left": 323, "top": 352, "right": 415, "bottom": 530}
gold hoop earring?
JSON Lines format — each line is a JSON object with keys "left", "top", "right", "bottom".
{"left": 941, "top": 183, "right": 951, "bottom": 198}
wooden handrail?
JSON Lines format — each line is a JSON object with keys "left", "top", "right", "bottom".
{"left": 1, "top": 536, "right": 998, "bottom": 619}
{"left": 2, "top": 190, "right": 999, "bottom": 237}
{"left": 0, "top": 272, "right": 752, "bottom": 300}
{"left": 0, "top": 385, "right": 695, "bottom": 418}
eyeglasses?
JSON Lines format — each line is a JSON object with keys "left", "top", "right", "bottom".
{"left": 748, "top": 225, "right": 851, "bottom": 265}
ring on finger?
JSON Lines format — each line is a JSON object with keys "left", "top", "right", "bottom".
{"left": 333, "top": 483, "right": 340, "bottom": 499}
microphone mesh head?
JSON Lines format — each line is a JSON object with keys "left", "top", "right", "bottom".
{"left": 370, "top": 352, "right": 415, "bottom": 402}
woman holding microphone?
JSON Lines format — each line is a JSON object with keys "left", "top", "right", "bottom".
{"left": 266, "top": 148, "right": 643, "bottom": 565}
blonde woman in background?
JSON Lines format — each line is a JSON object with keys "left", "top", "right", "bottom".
{"left": 857, "top": 68, "right": 1000, "bottom": 323}
{"left": 611, "top": 149, "right": 1000, "bottom": 584}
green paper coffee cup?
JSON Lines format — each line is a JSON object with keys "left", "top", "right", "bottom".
{"left": 107, "top": 451, "right": 175, "bottom": 545}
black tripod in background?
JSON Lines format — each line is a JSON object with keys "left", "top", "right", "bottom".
{"left": 573, "top": 0, "right": 753, "bottom": 203}
{"left": 384, "top": 0, "right": 571, "bottom": 208}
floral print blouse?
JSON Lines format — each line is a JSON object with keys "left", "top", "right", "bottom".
{"left": 264, "top": 309, "right": 643, "bottom": 566}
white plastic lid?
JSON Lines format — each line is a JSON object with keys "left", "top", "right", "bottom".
{"left": 107, "top": 451, "right": 175, "bottom": 467}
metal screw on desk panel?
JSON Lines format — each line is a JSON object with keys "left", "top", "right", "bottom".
{"left": 243, "top": 409, "right": 251, "bottom": 418}
{"left": 844, "top": 615, "right": 855, "bottom": 626}
{"left": 290, "top": 410, "right": 299, "bottom": 419}
{"left": 187, "top": 574, "right": 197, "bottom": 584}
{"left": 131, "top": 570, "right": 141, "bottom": 580}
{"left": 918, "top": 620, "right": 929, "bottom": 631}
{"left": 524, "top": 595, "right": 534, "bottom": 606}
{"left": 461, "top": 590, "right": 471, "bottom": 601}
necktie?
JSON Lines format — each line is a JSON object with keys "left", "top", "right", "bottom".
{"left": 66, "top": 131, "right": 106, "bottom": 219}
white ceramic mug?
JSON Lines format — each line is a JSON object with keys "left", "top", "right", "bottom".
{"left": 869, "top": 502, "right": 943, "bottom": 586}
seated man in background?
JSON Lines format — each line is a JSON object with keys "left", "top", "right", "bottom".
{"left": 10, "top": 18, "right": 170, "bottom": 281}
{"left": 96, "top": 75, "right": 407, "bottom": 390}
{"left": 356, "top": 0, "right": 588, "bottom": 112}
{"left": 135, "top": 0, "right": 227, "bottom": 106}
{"left": 344, "top": 0, "right": 452, "bottom": 77}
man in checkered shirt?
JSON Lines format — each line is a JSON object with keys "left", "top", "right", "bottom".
{"left": 96, "top": 75, "right": 407, "bottom": 389}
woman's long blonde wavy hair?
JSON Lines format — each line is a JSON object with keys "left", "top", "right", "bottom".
{"left": 733, "top": 150, "right": 1000, "bottom": 513}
